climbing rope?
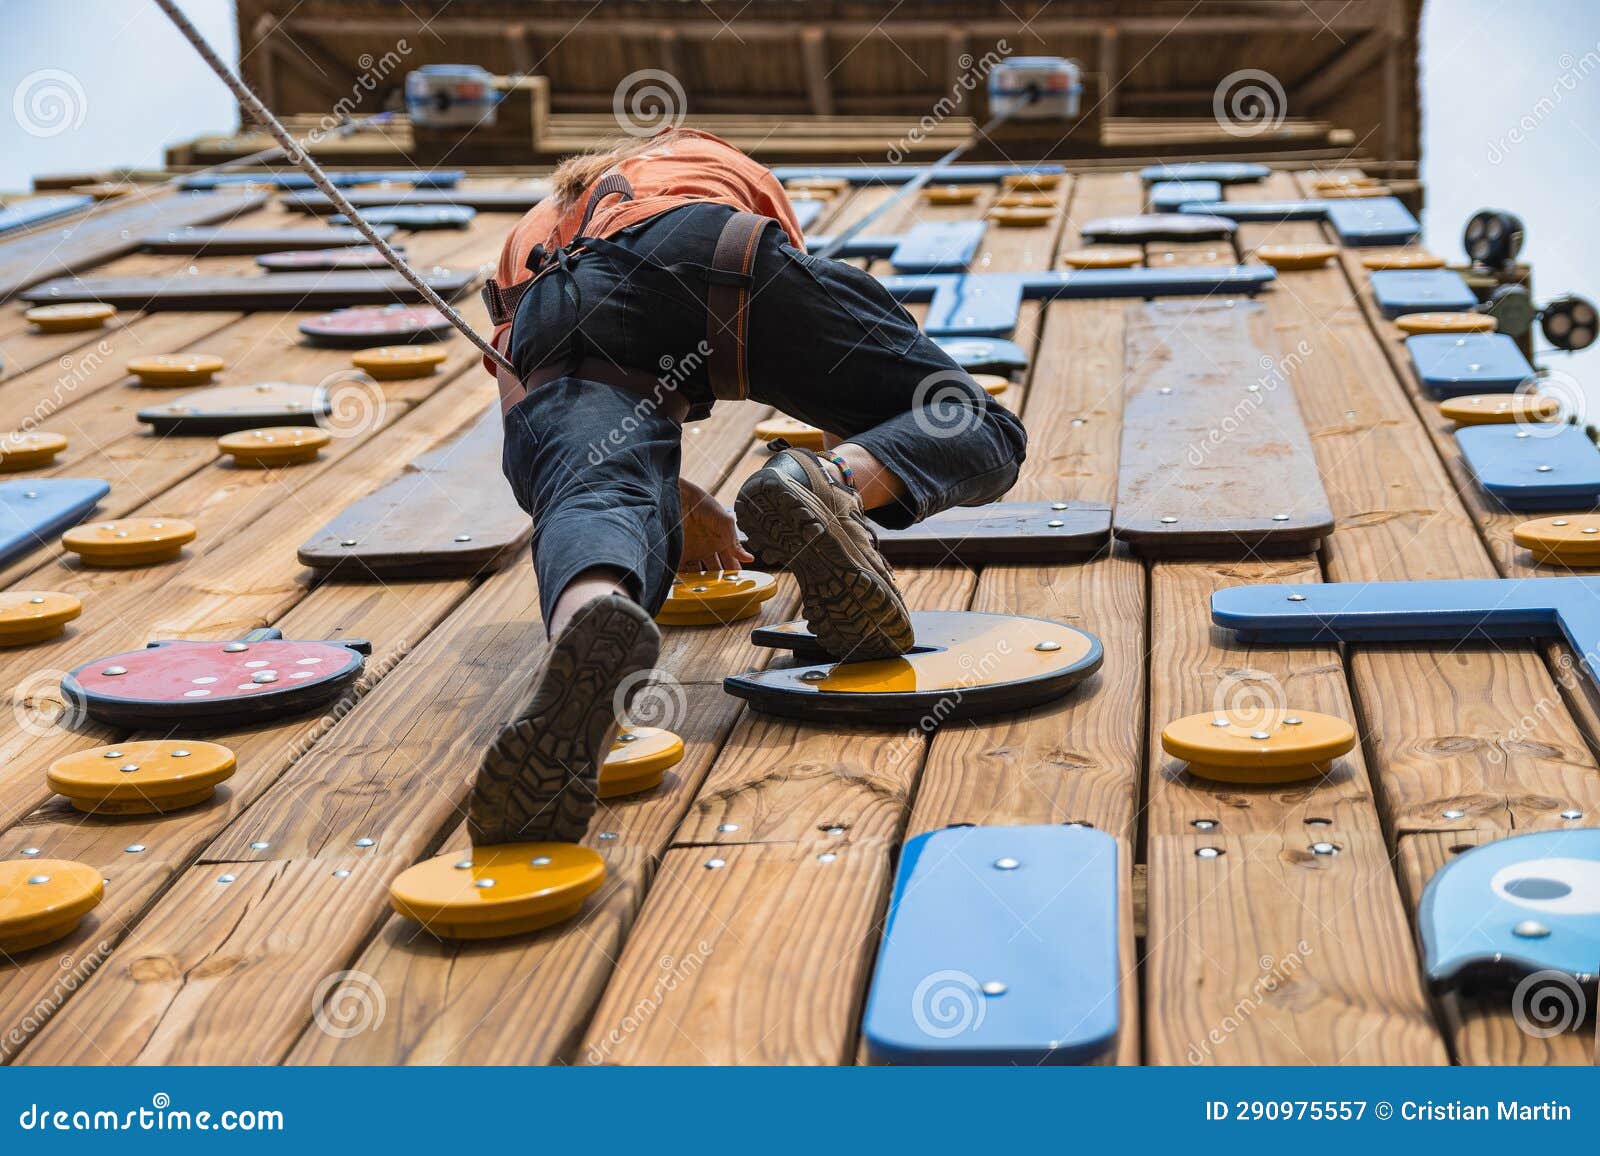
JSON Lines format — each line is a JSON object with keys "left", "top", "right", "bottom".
{"left": 152, "top": 0, "right": 517, "bottom": 374}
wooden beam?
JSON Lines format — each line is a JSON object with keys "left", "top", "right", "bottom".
{"left": 1296, "top": 30, "right": 1389, "bottom": 110}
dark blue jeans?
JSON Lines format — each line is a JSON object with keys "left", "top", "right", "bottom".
{"left": 502, "top": 202, "right": 1027, "bottom": 621}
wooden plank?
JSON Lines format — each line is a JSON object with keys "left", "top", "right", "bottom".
{"left": 298, "top": 407, "right": 529, "bottom": 578}
{"left": 279, "top": 188, "right": 547, "bottom": 215}
{"left": 871, "top": 500, "right": 1111, "bottom": 565}
{"left": 21, "top": 270, "right": 476, "bottom": 312}
{"left": 0, "top": 191, "right": 266, "bottom": 301}
{"left": 139, "top": 225, "right": 396, "bottom": 255}
{"left": 1115, "top": 300, "right": 1333, "bottom": 556}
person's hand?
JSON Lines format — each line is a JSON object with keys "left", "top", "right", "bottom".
{"left": 679, "top": 478, "right": 754, "bottom": 573}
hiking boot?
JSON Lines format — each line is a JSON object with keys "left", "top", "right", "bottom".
{"left": 470, "top": 593, "right": 660, "bottom": 845}
{"left": 736, "top": 446, "right": 915, "bottom": 661}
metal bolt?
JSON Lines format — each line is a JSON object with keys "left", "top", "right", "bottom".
{"left": 825, "top": 826, "right": 845, "bottom": 836}
{"left": 1159, "top": 515, "right": 1178, "bottom": 524}
{"left": 1306, "top": 817, "right": 1332, "bottom": 827}
{"left": 598, "top": 832, "right": 618, "bottom": 840}
{"left": 453, "top": 534, "right": 472, "bottom": 542}
{"left": 1442, "top": 808, "right": 1465, "bottom": 820}
{"left": 223, "top": 642, "right": 249, "bottom": 653}
{"left": 21, "top": 847, "right": 40, "bottom": 856}
{"left": 1192, "top": 819, "right": 1217, "bottom": 830}
{"left": 704, "top": 858, "right": 727, "bottom": 869}
{"left": 354, "top": 837, "right": 375, "bottom": 848}
{"left": 617, "top": 732, "right": 637, "bottom": 743}
{"left": 454, "top": 859, "right": 473, "bottom": 869}
{"left": 474, "top": 878, "right": 496, "bottom": 889}
{"left": 530, "top": 856, "right": 552, "bottom": 867}
{"left": 1513, "top": 920, "right": 1550, "bottom": 939}
{"left": 1035, "top": 641, "right": 1061, "bottom": 652}
{"left": 332, "top": 869, "right": 351, "bottom": 878}
{"left": 172, "top": 749, "right": 190, "bottom": 757}
{"left": 1210, "top": 717, "right": 1230, "bottom": 728}
{"left": 1272, "top": 513, "right": 1290, "bottom": 522}
{"left": 1051, "top": 502, "right": 1069, "bottom": 510}
{"left": 1560, "top": 808, "right": 1583, "bottom": 820}
{"left": 119, "top": 763, "right": 139, "bottom": 773}
{"left": 1554, "top": 519, "right": 1570, "bottom": 526}
{"left": 102, "top": 666, "right": 127, "bottom": 676}
{"left": 1250, "top": 731, "right": 1271, "bottom": 741}
{"left": 1046, "top": 519, "right": 1065, "bottom": 528}
{"left": 800, "top": 670, "right": 828, "bottom": 682}
{"left": 1196, "top": 846, "right": 1224, "bottom": 859}
{"left": 340, "top": 539, "right": 358, "bottom": 547}
{"left": 102, "top": 750, "right": 122, "bottom": 758}
{"left": 249, "top": 841, "right": 269, "bottom": 851}
{"left": 1288, "top": 594, "right": 1306, "bottom": 602}
{"left": 994, "top": 857, "right": 1020, "bottom": 870}
{"left": 1310, "top": 842, "right": 1339, "bottom": 856}
{"left": 1284, "top": 716, "right": 1302, "bottom": 726}
{"left": 217, "top": 874, "right": 236, "bottom": 884}
{"left": 27, "top": 874, "right": 50, "bottom": 885}
{"left": 252, "top": 672, "right": 278, "bottom": 684}
{"left": 981, "top": 981, "right": 1008, "bottom": 996}
{"left": 718, "top": 823, "right": 740, "bottom": 833}
{"left": 125, "top": 844, "right": 145, "bottom": 853}
{"left": 817, "top": 852, "right": 837, "bottom": 863}
{"left": 1537, "top": 464, "right": 1554, "bottom": 473}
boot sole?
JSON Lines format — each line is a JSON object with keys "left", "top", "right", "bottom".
{"left": 736, "top": 470, "right": 913, "bottom": 662}
{"left": 470, "top": 596, "right": 661, "bottom": 846}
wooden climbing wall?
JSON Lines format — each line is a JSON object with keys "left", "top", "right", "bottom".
{"left": 0, "top": 163, "right": 1593, "bottom": 1066}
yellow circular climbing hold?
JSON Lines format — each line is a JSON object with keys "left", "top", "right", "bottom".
{"left": 62, "top": 517, "right": 196, "bottom": 567}
{"left": 1310, "top": 174, "right": 1379, "bottom": 193}
{"left": 126, "top": 353, "right": 226, "bottom": 387}
{"left": 0, "top": 431, "right": 67, "bottom": 472}
{"left": 218, "top": 426, "right": 331, "bottom": 467}
{"left": 785, "top": 178, "right": 847, "bottom": 197}
{"left": 1319, "top": 184, "right": 1391, "bottom": 199}
{"left": 1513, "top": 516, "right": 1600, "bottom": 565}
{"left": 1061, "top": 246, "right": 1142, "bottom": 269}
{"left": 1394, "top": 312, "right": 1496, "bottom": 335}
{"left": 973, "top": 373, "right": 1009, "bottom": 396}
{"left": 1360, "top": 250, "right": 1445, "bottom": 271}
{"left": 987, "top": 205, "right": 1055, "bottom": 228}
{"left": 922, "top": 184, "right": 982, "bottom": 206}
{"left": 1162, "top": 709, "right": 1356, "bottom": 785}
{"left": 755, "top": 415, "right": 825, "bottom": 450}
{"left": 1438, "top": 394, "right": 1560, "bottom": 427}
{"left": 350, "top": 344, "right": 449, "bottom": 380}
{"left": 656, "top": 569, "right": 777, "bottom": 627}
{"left": 47, "top": 739, "right": 237, "bottom": 815}
{"left": 0, "top": 859, "right": 104, "bottom": 953}
{"left": 389, "top": 842, "right": 605, "bottom": 939}
{"left": 1253, "top": 243, "right": 1338, "bottom": 271}
{"left": 25, "top": 302, "right": 117, "bottom": 333}
{"left": 995, "top": 192, "right": 1054, "bottom": 209}
{"left": 600, "top": 726, "right": 684, "bottom": 798}
{"left": 0, "top": 591, "right": 81, "bottom": 646}
{"left": 1001, "top": 172, "right": 1060, "bottom": 193}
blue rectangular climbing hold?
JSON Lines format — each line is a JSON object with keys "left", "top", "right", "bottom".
{"left": 1182, "top": 196, "right": 1420, "bottom": 245}
{"left": 1457, "top": 424, "right": 1600, "bottom": 510}
{"left": 862, "top": 824, "right": 1119, "bottom": 1065}
{"left": 772, "top": 163, "right": 1064, "bottom": 186}
{"left": 177, "top": 169, "right": 464, "bottom": 190}
{"left": 1140, "top": 161, "right": 1270, "bottom": 185}
{"left": 1370, "top": 269, "right": 1478, "bottom": 318}
{"left": 932, "top": 336, "right": 1030, "bottom": 373}
{"left": 1212, "top": 575, "right": 1600, "bottom": 688}
{"left": 0, "top": 478, "right": 110, "bottom": 568}
{"left": 1323, "top": 198, "right": 1422, "bottom": 245}
{"left": 1149, "top": 180, "right": 1222, "bottom": 211}
{"left": 803, "top": 221, "right": 985, "bottom": 273}
{"left": 880, "top": 266, "right": 1276, "bottom": 336}
{"left": 790, "top": 199, "right": 825, "bottom": 231}
{"left": 0, "top": 195, "right": 94, "bottom": 239}
{"left": 1406, "top": 332, "right": 1534, "bottom": 396}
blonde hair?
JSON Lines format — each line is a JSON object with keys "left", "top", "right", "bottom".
{"left": 550, "top": 130, "right": 687, "bottom": 206}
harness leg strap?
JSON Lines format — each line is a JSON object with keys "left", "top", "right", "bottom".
{"left": 706, "top": 212, "right": 778, "bottom": 402}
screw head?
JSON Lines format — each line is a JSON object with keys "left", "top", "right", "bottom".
{"left": 332, "top": 869, "right": 351, "bottom": 878}
{"left": 718, "top": 823, "right": 739, "bottom": 833}
{"left": 453, "top": 534, "right": 472, "bottom": 542}
{"left": 101, "top": 665, "right": 127, "bottom": 676}
{"left": 1159, "top": 515, "right": 1178, "bottom": 524}
{"left": 1310, "top": 842, "right": 1338, "bottom": 855}
{"left": 1210, "top": 717, "right": 1229, "bottom": 728}
{"left": 474, "top": 878, "right": 496, "bottom": 889}
{"left": 26, "top": 874, "right": 50, "bottom": 885}
{"left": 1196, "top": 846, "right": 1224, "bottom": 859}
{"left": 800, "top": 670, "right": 828, "bottom": 682}
{"left": 598, "top": 832, "right": 618, "bottom": 840}
{"left": 1272, "top": 513, "right": 1290, "bottom": 522}
{"left": 817, "top": 852, "right": 837, "bottom": 863}
{"left": 249, "top": 840, "right": 269, "bottom": 850}
{"left": 1250, "top": 731, "right": 1271, "bottom": 741}
{"left": 1560, "top": 808, "right": 1583, "bottom": 820}
{"left": 704, "top": 858, "right": 727, "bottom": 870}
{"left": 1283, "top": 716, "right": 1302, "bottom": 726}
{"left": 1513, "top": 920, "right": 1550, "bottom": 939}
{"left": 223, "top": 642, "right": 249, "bottom": 653}
{"left": 172, "top": 749, "right": 190, "bottom": 757}
{"left": 354, "top": 837, "right": 375, "bottom": 848}
{"left": 21, "top": 847, "right": 40, "bottom": 856}
{"left": 1442, "top": 808, "right": 1465, "bottom": 820}
{"left": 217, "top": 874, "right": 236, "bottom": 884}
{"left": 119, "top": 763, "right": 140, "bottom": 773}
{"left": 453, "top": 859, "right": 473, "bottom": 869}
{"left": 124, "top": 844, "right": 146, "bottom": 853}
{"left": 993, "top": 857, "right": 1020, "bottom": 870}
{"left": 1192, "top": 819, "right": 1217, "bottom": 830}
{"left": 530, "top": 856, "right": 552, "bottom": 867}
{"left": 1287, "top": 593, "right": 1306, "bottom": 602}
{"left": 981, "top": 981, "right": 1008, "bottom": 996}
{"left": 1046, "top": 519, "right": 1065, "bottom": 528}
{"left": 1034, "top": 641, "right": 1061, "bottom": 652}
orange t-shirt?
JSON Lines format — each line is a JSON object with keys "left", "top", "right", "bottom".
{"left": 486, "top": 128, "right": 806, "bottom": 374}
